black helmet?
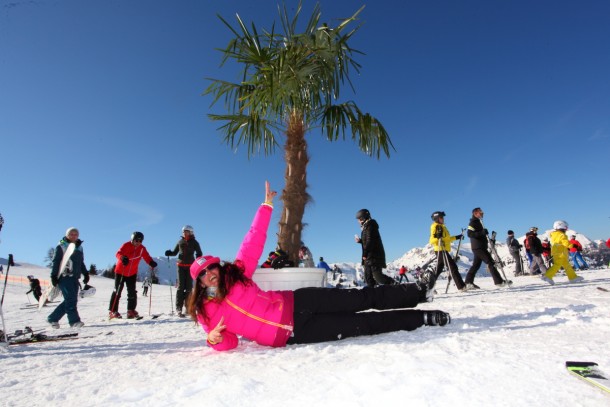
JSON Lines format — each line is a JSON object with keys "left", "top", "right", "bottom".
{"left": 355, "top": 209, "right": 370, "bottom": 221}
{"left": 431, "top": 211, "right": 446, "bottom": 221}
{"left": 131, "top": 231, "right": 144, "bottom": 242}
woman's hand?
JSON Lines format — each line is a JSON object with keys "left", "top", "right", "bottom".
{"left": 208, "top": 316, "right": 226, "bottom": 344}
{"left": 265, "top": 180, "right": 277, "bottom": 204}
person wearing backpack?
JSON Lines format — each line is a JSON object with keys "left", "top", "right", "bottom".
{"left": 526, "top": 228, "right": 547, "bottom": 276}
{"left": 524, "top": 227, "right": 540, "bottom": 274}
{"left": 506, "top": 230, "right": 524, "bottom": 276}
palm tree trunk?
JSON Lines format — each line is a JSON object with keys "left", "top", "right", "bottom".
{"left": 278, "top": 111, "right": 311, "bottom": 266}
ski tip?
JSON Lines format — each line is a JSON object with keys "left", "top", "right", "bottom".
{"left": 566, "top": 361, "right": 598, "bottom": 368}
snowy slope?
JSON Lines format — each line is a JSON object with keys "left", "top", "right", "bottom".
{"left": 1, "top": 260, "right": 609, "bottom": 407}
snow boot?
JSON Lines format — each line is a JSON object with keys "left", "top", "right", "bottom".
{"left": 70, "top": 321, "right": 85, "bottom": 328}
{"left": 540, "top": 275, "right": 555, "bottom": 285}
{"left": 569, "top": 276, "right": 584, "bottom": 283}
{"left": 48, "top": 321, "right": 60, "bottom": 329}
{"left": 423, "top": 311, "right": 451, "bottom": 326}
{"left": 127, "top": 310, "right": 140, "bottom": 319}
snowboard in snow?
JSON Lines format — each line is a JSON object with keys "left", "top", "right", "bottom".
{"left": 566, "top": 361, "right": 610, "bottom": 394}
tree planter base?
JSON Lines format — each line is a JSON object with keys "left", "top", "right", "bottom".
{"left": 252, "top": 267, "right": 326, "bottom": 291}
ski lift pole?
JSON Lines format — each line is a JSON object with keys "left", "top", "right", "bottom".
{"left": 1, "top": 254, "right": 15, "bottom": 307}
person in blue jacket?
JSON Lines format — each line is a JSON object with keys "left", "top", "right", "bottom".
{"left": 47, "top": 227, "right": 90, "bottom": 328}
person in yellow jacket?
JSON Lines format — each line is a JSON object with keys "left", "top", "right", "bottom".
{"left": 540, "top": 220, "right": 584, "bottom": 285}
{"left": 427, "top": 211, "right": 467, "bottom": 292}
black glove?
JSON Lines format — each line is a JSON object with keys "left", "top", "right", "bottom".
{"left": 149, "top": 260, "right": 158, "bottom": 268}
{"left": 164, "top": 250, "right": 172, "bottom": 257}
{"left": 121, "top": 256, "right": 129, "bottom": 266}
{"left": 75, "top": 239, "right": 83, "bottom": 247}
{"left": 483, "top": 228, "right": 489, "bottom": 235}
{"left": 454, "top": 234, "right": 463, "bottom": 240}
{"left": 51, "top": 276, "right": 59, "bottom": 287}
{"left": 83, "top": 273, "right": 90, "bottom": 284}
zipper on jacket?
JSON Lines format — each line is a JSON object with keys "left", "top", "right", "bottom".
{"left": 225, "top": 298, "right": 293, "bottom": 332}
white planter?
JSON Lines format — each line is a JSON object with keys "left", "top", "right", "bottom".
{"left": 252, "top": 267, "right": 327, "bottom": 291}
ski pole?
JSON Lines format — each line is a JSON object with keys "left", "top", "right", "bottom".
{"left": 169, "top": 281, "right": 174, "bottom": 315}
{"left": 148, "top": 268, "right": 154, "bottom": 317}
{"left": 1, "top": 254, "right": 15, "bottom": 307}
{"left": 446, "top": 228, "right": 465, "bottom": 294}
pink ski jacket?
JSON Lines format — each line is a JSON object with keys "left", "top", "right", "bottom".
{"left": 197, "top": 204, "right": 294, "bottom": 351}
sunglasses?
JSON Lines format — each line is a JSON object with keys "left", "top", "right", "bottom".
{"left": 133, "top": 238, "right": 143, "bottom": 243}
{"left": 198, "top": 264, "right": 219, "bottom": 279}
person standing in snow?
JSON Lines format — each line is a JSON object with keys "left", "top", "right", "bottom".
{"left": 317, "top": 257, "right": 331, "bottom": 272}
{"left": 540, "top": 220, "right": 583, "bottom": 285}
{"left": 428, "top": 211, "right": 467, "bottom": 291}
{"left": 398, "top": 265, "right": 409, "bottom": 283}
{"left": 142, "top": 277, "right": 151, "bottom": 297}
{"left": 165, "top": 225, "right": 203, "bottom": 317}
{"left": 525, "top": 228, "right": 547, "bottom": 276}
{"left": 354, "top": 209, "right": 395, "bottom": 287}
{"left": 298, "top": 244, "right": 315, "bottom": 267}
{"left": 108, "top": 232, "right": 157, "bottom": 319}
{"left": 506, "top": 230, "right": 524, "bottom": 276}
{"left": 187, "top": 181, "right": 450, "bottom": 351}
{"left": 26, "top": 275, "right": 43, "bottom": 302}
{"left": 465, "top": 207, "right": 511, "bottom": 289}
{"left": 568, "top": 235, "right": 589, "bottom": 270}
{"left": 47, "top": 227, "right": 89, "bottom": 328}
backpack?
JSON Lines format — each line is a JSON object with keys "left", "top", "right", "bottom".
{"left": 524, "top": 234, "right": 532, "bottom": 250}
{"left": 262, "top": 249, "right": 294, "bottom": 269}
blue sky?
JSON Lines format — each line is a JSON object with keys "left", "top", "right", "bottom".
{"left": 1, "top": 0, "right": 609, "bottom": 269}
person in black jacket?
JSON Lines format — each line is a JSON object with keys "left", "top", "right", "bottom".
{"left": 354, "top": 209, "right": 395, "bottom": 287}
{"left": 526, "top": 228, "right": 547, "bottom": 276}
{"left": 465, "top": 208, "right": 511, "bottom": 289}
{"left": 165, "top": 225, "right": 203, "bottom": 317}
{"left": 26, "top": 275, "right": 42, "bottom": 302}
{"left": 506, "top": 230, "right": 524, "bottom": 276}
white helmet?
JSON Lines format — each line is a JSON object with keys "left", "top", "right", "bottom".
{"left": 553, "top": 220, "right": 568, "bottom": 230}
{"left": 182, "top": 225, "right": 194, "bottom": 234}
{"left": 79, "top": 284, "right": 96, "bottom": 298}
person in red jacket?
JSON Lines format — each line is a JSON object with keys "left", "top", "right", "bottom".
{"left": 398, "top": 265, "right": 409, "bottom": 283}
{"left": 568, "top": 235, "right": 589, "bottom": 270}
{"left": 108, "top": 232, "right": 157, "bottom": 319}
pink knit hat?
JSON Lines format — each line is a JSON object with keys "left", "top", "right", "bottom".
{"left": 190, "top": 255, "right": 221, "bottom": 280}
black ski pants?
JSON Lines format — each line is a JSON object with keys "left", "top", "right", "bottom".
{"left": 364, "top": 264, "right": 395, "bottom": 287}
{"left": 109, "top": 274, "right": 137, "bottom": 312}
{"left": 435, "top": 251, "right": 465, "bottom": 290}
{"left": 287, "top": 284, "right": 427, "bottom": 345}
{"left": 466, "top": 248, "right": 504, "bottom": 285}
{"left": 176, "top": 266, "right": 193, "bottom": 311}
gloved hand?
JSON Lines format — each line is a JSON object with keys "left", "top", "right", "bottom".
{"left": 454, "top": 234, "right": 463, "bottom": 240}
{"left": 83, "top": 273, "right": 90, "bottom": 284}
{"left": 75, "top": 239, "right": 83, "bottom": 247}
{"left": 483, "top": 228, "right": 489, "bottom": 235}
{"left": 121, "top": 256, "right": 129, "bottom": 266}
{"left": 51, "top": 276, "right": 59, "bottom": 287}
{"left": 164, "top": 250, "right": 172, "bottom": 257}
{"left": 149, "top": 260, "right": 158, "bottom": 268}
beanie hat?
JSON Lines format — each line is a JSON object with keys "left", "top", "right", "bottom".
{"left": 65, "top": 227, "right": 79, "bottom": 237}
{"left": 507, "top": 230, "right": 514, "bottom": 235}
{"left": 190, "top": 255, "right": 221, "bottom": 280}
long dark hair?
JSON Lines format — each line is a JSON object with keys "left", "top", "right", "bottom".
{"left": 187, "top": 260, "right": 253, "bottom": 323}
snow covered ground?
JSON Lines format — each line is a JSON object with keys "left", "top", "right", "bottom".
{"left": 1, "top": 262, "right": 609, "bottom": 406}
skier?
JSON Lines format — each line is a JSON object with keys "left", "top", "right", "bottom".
{"left": 47, "top": 227, "right": 89, "bottom": 328}
{"left": 465, "top": 208, "right": 511, "bottom": 289}
{"left": 506, "top": 230, "right": 524, "bottom": 276}
{"left": 568, "top": 235, "right": 589, "bottom": 270}
{"left": 298, "top": 244, "right": 315, "bottom": 267}
{"left": 165, "top": 225, "right": 203, "bottom": 317}
{"left": 541, "top": 237, "right": 552, "bottom": 267}
{"left": 540, "top": 220, "right": 584, "bottom": 285}
{"left": 26, "top": 275, "right": 42, "bottom": 302}
{"left": 317, "top": 257, "right": 331, "bottom": 272}
{"left": 354, "top": 209, "right": 395, "bottom": 287}
{"left": 526, "top": 228, "right": 547, "bottom": 276}
{"left": 398, "top": 265, "right": 409, "bottom": 283}
{"left": 428, "top": 211, "right": 467, "bottom": 291}
{"left": 108, "top": 232, "right": 157, "bottom": 319}
{"left": 187, "top": 181, "right": 449, "bottom": 352}
{"left": 142, "top": 277, "right": 151, "bottom": 297}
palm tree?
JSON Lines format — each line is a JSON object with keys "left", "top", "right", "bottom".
{"left": 204, "top": 2, "right": 394, "bottom": 265}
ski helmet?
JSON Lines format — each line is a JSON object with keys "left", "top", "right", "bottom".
{"left": 507, "top": 230, "right": 514, "bottom": 235}
{"left": 27, "top": 275, "right": 34, "bottom": 280}
{"left": 355, "top": 209, "right": 371, "bottom": 221}
{"left": 131, "top": 231, "right": 144, "bottom": 242}
{"left": 182, "top": 225, "right": 194, "bottom": 234}
{"left": 431, "top": 211, "right": 446, "bottom": 221}
{"left": 530, "top": 226, "right": 538, "bottom": 232}
{"left": 553, "top": 220, "right": 568, "bottom": 231}
{"left": 79, "top": 284, "right": 96, "bottom": 299}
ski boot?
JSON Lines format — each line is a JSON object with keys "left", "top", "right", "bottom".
{"left": 109, "top": 311, "right": 123, "bottom": 320}
{"left": 423, "top": 311, "right": 451, "bottom": 326}
{"left": 126, "top": 310, "right": 140, "bottom": 319}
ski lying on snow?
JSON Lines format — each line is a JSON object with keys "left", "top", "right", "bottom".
{"left": 597, "top": 287, "right": 608, "bottom": 292}
{"left": 105, "top": 314, "right": 162, "bottom": 322}
{"left": 1, "top": 327, "right": 114, "bottom": 346}
{"left": 566, "top": 361, "right": 610, "bottom": 394}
